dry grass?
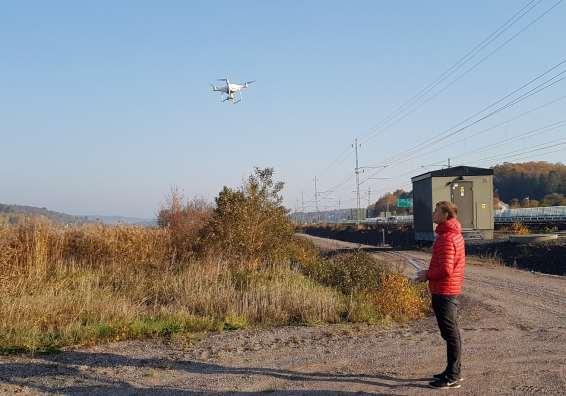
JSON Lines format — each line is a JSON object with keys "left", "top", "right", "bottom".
{"left": 299, "top": 250, "right": 430, "bottom": 324}
{"left": 504, "top": 222, "right": 531, "bottom": 235}
{"left": 0, "top": 168, "right": 429, "bottom": 353}
{"left": 0, "top": 221, "right": 429, "bottom": 353}
{"left": 0, "top": 221, "right": 343, "bottom": 353}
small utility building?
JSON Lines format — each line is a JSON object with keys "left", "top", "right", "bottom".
{"left": 411, "top": 166, "right": 494, "bottom": 241}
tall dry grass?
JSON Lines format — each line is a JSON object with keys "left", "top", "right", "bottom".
{"left": 0, "top": 220, "right": 344, "bottom": 353}
{"left": 0, "top": 168, "right": 429, "bottom": 353}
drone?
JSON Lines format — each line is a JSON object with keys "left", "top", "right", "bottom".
{"left": 210, "top": 77, "right": 255, "bottom": 104}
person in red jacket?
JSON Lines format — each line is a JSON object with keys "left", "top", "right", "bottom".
{"left": 416, "top": 201, "right": 465, "bottom": 389}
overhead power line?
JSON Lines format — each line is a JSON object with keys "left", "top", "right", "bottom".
{"left": 386, "top": 94, "right": 566, "bottom": 167}
{"left": 375, "top": 58, "right": 566, "bottom": 167}
{"left": 470, "top": 138, "right": 566, "bottom": 164}
{"left": 301, "top": 0, "right": 557, "bottom": 198}
{"left": 453, "top": 120, "right": 566, "bottom": 161}
{"left": 359, "top": 0, "right": 562, "bottom": 145}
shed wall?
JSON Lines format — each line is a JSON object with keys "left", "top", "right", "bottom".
{"left": 413, "top": 174, "right": 494, "bottom": 241}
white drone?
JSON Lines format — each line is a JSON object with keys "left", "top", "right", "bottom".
{"left": 210, "top": 77, "right": 255, "bottom": 104}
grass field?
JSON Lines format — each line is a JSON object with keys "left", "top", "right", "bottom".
{"left": 0, "top": 169, "right": 429, "bottom": 353}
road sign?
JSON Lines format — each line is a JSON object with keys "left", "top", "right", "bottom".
{"left": 397, "top": 198, "right": 413, "bottom": 208}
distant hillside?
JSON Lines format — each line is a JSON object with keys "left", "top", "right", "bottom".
{"left": 493, "top": 161, "right": 566, "bottom": 206}
{"left": 0, "top": 204, "right": 155, "bottom": 226}
{"left": 0, "top": 203, "right": 87, "bottom": 224}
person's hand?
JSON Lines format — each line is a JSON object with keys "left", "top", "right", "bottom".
{"left": 414, "top": 269, "right": 428, "bottom": 282}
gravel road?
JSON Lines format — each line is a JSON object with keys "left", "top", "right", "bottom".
{"left": 0, "top": 235, "right": 564, "bottom": 395}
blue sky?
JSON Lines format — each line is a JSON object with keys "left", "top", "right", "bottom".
{"left": 1, "top": 1, "right": 565, "bottom": 217}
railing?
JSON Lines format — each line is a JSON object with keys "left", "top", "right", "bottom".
{"left": 330, "top": 206, "right": 566, "bottom": 225}
{"left": 494, "top": 206, "right": 566, "bottom": 224}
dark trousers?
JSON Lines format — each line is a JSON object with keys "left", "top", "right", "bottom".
{"left": 431, "top": 294, "right": 462, "bottom": 381}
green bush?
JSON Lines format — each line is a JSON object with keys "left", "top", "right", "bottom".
{"left": 199, "top": 167, "right": 295, "bottom": 267}
{"left": 301, "top": 250, "right": 387, "bottom": 295}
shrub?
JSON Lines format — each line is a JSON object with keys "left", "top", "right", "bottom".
{"left": 157, "top": 188, "right": 213, "bottom": 260}
{"left": 199, "top": 167, "right": 295, "bottom": 267}
{"left": 302, "top": 250, "right": 386, "bottom": 295}
{"left": 373, "top": 273, "right": 430, "bottom": 322}
{"left": 510, "top": 222, "right": 530, "bottom": 235}
{"left": 299, "top": 249, "right": 429, "bottom": 323}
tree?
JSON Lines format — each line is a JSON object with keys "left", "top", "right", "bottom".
{"left": 541, "top": 193, "right": 566, "bottom": 206}
{"left": 157, "top": 187, "right": 213, "bottom": 259}
{"left": 367, "top": 189, "right": 412, "bottom": 217}
{"left": 493, "top": 161, "right": 566, "bottom": 203}
{"left": 201, "top": 167, "right": 294, "bottom": 267}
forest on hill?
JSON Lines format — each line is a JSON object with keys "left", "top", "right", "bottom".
{"left": 492, "top": 162, "right": 566, "bottom": 207}
{"left": 0, "top": 204, "right": 87, "bottom": 225}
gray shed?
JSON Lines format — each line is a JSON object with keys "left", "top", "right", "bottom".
{"left": 411, "top": 166, "right": 494, "bottom": 241}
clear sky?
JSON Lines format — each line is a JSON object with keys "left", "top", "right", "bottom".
{"left": 1, "top": 1, "right": 565, "bottom": 218}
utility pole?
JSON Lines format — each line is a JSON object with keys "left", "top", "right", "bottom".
{"left": 353, "top": 138, "right": 361, "bottom": 224}
{"left": 313, "top": 176, "right": 319, "bottom": 221}
{"left": 367, "top": 187, "right": 372, "bottom": 207}
{"left": 447, "top": 158, "right": 451, "bottom": 168}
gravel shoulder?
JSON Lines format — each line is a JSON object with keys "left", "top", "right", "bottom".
{"left": 1, "top": 235, "right": 565, "bottom": 395}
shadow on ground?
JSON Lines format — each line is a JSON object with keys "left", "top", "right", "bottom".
{"left": 0, "top": 351, "right": 432, "bottom": 395}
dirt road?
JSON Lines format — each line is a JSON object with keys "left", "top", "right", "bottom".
{"left": 1, "top": 235, "right": 564, "bottom": 395}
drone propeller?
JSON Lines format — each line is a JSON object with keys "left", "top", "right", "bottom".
{"left": 245, "top": 80, "right": 256, "bottom": 85}
{"left": 217, "top": 78, "right": 228, "bottom": 82}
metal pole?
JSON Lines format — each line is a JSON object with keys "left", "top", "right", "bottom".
{"left": 354, "top": 138, "right": 361, "bottom": 224}
{"left": 314, "top": 177, "right": 319, "bottom": 221}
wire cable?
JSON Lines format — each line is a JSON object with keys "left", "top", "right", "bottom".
{"left": 358, "top": 0, "right": 547, "bottom": 144}
{"left": 360, "top": 0, "right": 562, "bottom": 145}
{"left": 376, "top": 59, "right": 566, "bottom": 166}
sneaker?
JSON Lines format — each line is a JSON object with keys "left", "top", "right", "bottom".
{"left": 429, "top": 379, "right": 462, "bottom": 389}
{"left": 432, "top": 372, "right": 464, "bottom": 382}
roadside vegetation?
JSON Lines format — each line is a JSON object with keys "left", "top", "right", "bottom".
{"left": 0, "top": 168, "right": 429, "bottom": 353}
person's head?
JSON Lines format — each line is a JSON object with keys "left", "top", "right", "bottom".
{"left": 433, "top": 201, "right": 458, "bottom": 224}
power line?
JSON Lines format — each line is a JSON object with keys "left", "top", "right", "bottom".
{"left": 299, "top": 0, "right": 556, "bottom": 203}
{"left": 359, "top": 0, "right": 561, "bottom": 145}
{"left": 298, "top": 1, "right": 564, "bottom": 212}
{"left": 495, "top": 145, "right": 566, "bottom": 162}
{"left": 452, "top": 120, "right": 566, "bottom": 161}
{"left": 385, "top": 94, "right": 566, "bottom": 167}
{"left": 376, "top": 59, "right": 566, "bottom": 167}
{"left": 470, "top": 138, "right": 566, "bottom": 163}
{"left": 319, "top": 173, "right": 356, "bottom": 194}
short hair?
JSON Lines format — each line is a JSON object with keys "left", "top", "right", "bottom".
{"left": 435, "top": 201, "right": 458, "bottom": 219}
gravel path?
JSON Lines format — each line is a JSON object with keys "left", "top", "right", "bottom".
{"left": 0, "top": 235, "right": 564, "bottom": 395}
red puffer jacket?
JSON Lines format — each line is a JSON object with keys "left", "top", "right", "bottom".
{"left": 426, "top": 218, "right": 466, "bottom": 295}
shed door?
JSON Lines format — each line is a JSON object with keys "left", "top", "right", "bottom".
{"left": 451, "top": 181, "right": 474, "bottom": 228}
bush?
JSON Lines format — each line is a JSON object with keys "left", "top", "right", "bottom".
{"left": 199, "top": 168, "right": 295, "bottom": 267}
{"left": 157, "top": 189, "right": 213, "bottom": 260}
{"left": 509, "top": 222, "right": 530, "bottom": 235}
{"left": 299, "top": 249, "right": 429, "bottom": 323}
{"left": 301, "top": 250, "right": 386, "bottom": 295}
{"left": 373, "top": 273, "right": 430, "bottom": 322}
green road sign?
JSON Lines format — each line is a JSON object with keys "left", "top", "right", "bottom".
{"left": 397, "top": 198, "right": 413, "bottom": 208}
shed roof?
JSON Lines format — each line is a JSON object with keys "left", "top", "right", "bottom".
{"left": 411, "top": 166, "right": 493, "bottom": 183}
